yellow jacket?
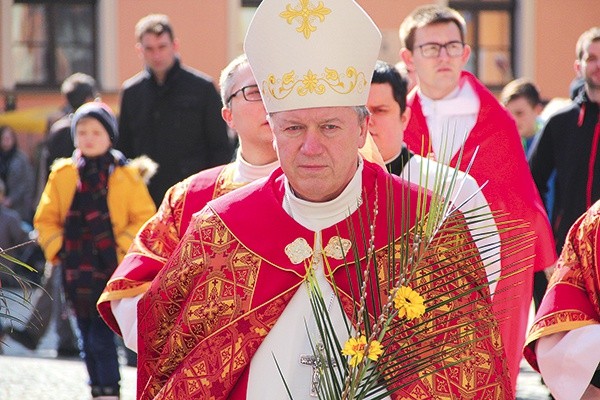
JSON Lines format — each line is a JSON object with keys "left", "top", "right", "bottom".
{"left": 34, "top": 156, "right": 157, "bottom": 264}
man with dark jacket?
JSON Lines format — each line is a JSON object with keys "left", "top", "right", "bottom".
{"left": 117, "top": 14, "right": 233, "bottom": 206}
{"left": 529, "top": 26, "right": 600, "bottom": 255}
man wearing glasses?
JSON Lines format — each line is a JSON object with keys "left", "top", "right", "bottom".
{"left": 399, "top": 4, "right": 556, "bottom": 393}
{"left": 97, "top": 54, "right": 280, "bottom": 352}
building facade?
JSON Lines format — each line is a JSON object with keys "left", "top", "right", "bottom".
{"left": 0, "top": 0, "right": 598, "bottom": 145}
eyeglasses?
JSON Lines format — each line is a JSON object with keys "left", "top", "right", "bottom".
{"left": 226, "top": 85, "right": 262, "bottom": 105}
{"left": 416, "top": 41, "right": 465, "bottom": 58}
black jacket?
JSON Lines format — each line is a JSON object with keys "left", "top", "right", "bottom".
{"left": 117, "top": 59, "right": 233, "bottom": 205}
{"left": 529, "top": 89, "right": 600, "bottom": 253}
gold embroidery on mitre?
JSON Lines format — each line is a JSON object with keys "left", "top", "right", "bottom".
{"left": 263, "top": 67, "right": 367, "bottom": 101}
{"left": 323, "top": 236, "right": 351, "bottom": 260}
{"left": 280, "top": 0, "right": 332, "bottom": 39}
{"left": 285, "top": 237, "right": 314, "bottom": 264}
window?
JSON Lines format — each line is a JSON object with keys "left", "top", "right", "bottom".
{"left": 450, "top": 0, "right": 515, "bottom": 91}
{"left": 11, "top": 1, "right": 96, "bottom": 88}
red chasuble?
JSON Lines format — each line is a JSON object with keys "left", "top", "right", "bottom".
{"left": 97, "top": 163, "right": 245, "bottom": 335}
{"left": 524, "top": 200, "right": 600, "bottom": 371}
{"left": 403, "top": 71, "right": 557, "bottom": 389}
{"left": 136, "top": 160, "right": 512, "bottom": 399}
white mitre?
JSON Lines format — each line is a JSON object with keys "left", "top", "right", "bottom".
{"left": 244, "top": 0, "right": 382, "bottom": 113}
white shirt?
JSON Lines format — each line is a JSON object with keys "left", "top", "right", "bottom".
{"left": 419, "top": 82, "right": 480, "bottom": 164}
{"left": 537, "top": 327, "right": 600, "bottom": 399}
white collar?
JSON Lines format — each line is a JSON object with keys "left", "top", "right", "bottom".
{"left": 232, "top": 148, "right": 280, "bottom": 183}
{"left": 283, "top": 158, "right": 364, "bottom": 231}
{"left": 419, "top": 81, "right": 480, "bottom": 117}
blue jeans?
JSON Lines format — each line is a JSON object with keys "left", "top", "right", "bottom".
{"left": 77, "top": 314, "right": 120, "bottom": 393}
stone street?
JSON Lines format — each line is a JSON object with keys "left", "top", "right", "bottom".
{"left": 0, "top": 287, "right": 551, "bottom": 399}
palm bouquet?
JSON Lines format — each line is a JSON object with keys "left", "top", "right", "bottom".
{"left": 277, "top": 145, "right": 532, "bottom": 399}
{"left": 1, "top": 242, "right": 38, "bottom": 330}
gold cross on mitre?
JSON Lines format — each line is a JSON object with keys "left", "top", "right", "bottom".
{"left": 280, "top": 0, "right": 331, "bottom": 39}
{"left": 245, "top": 0, "right": 382, "bottom": 114}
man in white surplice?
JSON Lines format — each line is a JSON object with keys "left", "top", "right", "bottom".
{"left": 367, "top": 60, "right": 501, "bottom": 295}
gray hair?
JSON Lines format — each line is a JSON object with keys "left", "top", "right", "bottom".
{"left": 219, "top": 54, "right": 250, "bottom": 107}
{"left": 267, "top": 105, "right": 369, "bottom": 125}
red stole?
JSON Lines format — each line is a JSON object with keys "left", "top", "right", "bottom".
{"left": 524, "top": 200, "right": 600, "bottom": 371}
{"left": 403, "top": 71, "right": 557, "bottom": 390}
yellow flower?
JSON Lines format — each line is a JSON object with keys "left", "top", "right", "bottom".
{"left": 342, "top": 335, "right": 383, "bottom": 367}
{"left": 394, "top": 286, "right": 426, "bottom": 320}
{"left": 367, "top": 340, "right": 383, "bottom": 361}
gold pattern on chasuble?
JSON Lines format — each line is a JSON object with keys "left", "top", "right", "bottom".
{"left": 279, "top": 0, "right": 331, "bottom": 39}
{"left": 377, "top": 225, "right": 505, "bottom": 397}
{"left": 147, "top": 211, "right": 264, "bottom": 397}
{"left": 264, "top": 67, "right": 368, "bottom": 102}
{"left": 184, "top": 215, "right": 261, "bottom": 338}
{"left": 213, "top": 164, "right": 246, "bottom": 199}
{"left": 135, "top": 203, "right": 183, "bottom": 261}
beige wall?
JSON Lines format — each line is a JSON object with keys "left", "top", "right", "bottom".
{"left": 116, "top": 1, "right": 230, "bottom": 86}
{"left": 359, "top": 0, "right": 425, "bottom": 64}
{"left": 7, "top": 1, "right": 600, "bottom": 117}
{"left": 534, "top": 0, "right": 600, "bottom": 100}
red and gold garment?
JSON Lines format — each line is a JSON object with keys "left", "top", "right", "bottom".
{"left": 403, "top": 71, "right": 557, "bottom": 389}
{"left": 97, "top": 163, "right": 245, "bottom": 335}
{"left": 524, "top": 200, "right": 600, "bottom": 370}
{"left": 136, "top": 161, "right": 512, "bottom": 399}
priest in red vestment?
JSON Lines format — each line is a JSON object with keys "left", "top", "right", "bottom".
{"left": 399, "top": 5, "right": 557, "bottom": 390}
{"left": 96, "top": 54, "right": 279, "bottom": 347}
{"left": 524, "top": 200, "right": 600, "bottom": 400}
{"left": 135, "top": 1, "right": 512, "bottom": 399}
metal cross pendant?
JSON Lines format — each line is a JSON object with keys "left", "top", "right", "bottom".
{"left": 299, "top": 343, "right": 337, "bottom": 397}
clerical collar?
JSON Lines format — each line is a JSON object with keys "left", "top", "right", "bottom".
{"left": 283, "top": 158, "right": 364, "bottom": 231}
{"left": 232, "top": 148, "right": 280, "bottom": 183}
{"left": 418, "top": 81, "right": 479, "bottom": 117}
{"left": 385, "top": 146, "right": 414, "bottom": 176}
{"left": 418, "top": 81, "right": 480, "bottom": 164}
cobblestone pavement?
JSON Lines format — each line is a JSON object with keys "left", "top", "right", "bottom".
{"left": 0, "top": 339, "right": 552, "bottom": 400}
{"left": 0, "top": 289, "right": 552, "bottom": 399}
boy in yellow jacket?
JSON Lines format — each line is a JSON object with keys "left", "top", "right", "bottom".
{"left": 34, "top": 102, "right": 156, "bottom": 400}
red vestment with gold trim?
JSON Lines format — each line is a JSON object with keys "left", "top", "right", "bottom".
{"left": 97, "top": 163, "right": 244, "bottom": 334}
{"left": 403, "top": 71, "right": 557, "bottom": 390}
{"left": 136, "top": 161, "right": 512, "bottom": 399}
{"left": 524, "top": 200, "right": 600, "bottom": 370}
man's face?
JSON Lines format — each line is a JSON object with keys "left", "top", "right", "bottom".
{"left": 401, "top": 22, "right": 470, "bottom": 100}
{"left": 222, "top": 64, "right": 272, "bottom": 156}
{"left": 505, "top": 97, "right": 541, "bottom": 139}
{"left": 367, "top": 83, "right": 409, "bottom": 161}
{"left": 0, "top": 128, "right": 15, "bottom": 152}
{"left": 269, "top": 106, "right": 368, "bottom": 202}
{"left": 576, "top": 39, "right": 600, "bottom": 92}
{"left": 137, "top": 32, "right": 178, "bottom": 78}
{"left": 74, "top": 117, "right": 112, "bottom": 158}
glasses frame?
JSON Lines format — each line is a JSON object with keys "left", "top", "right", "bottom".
{"left": 416, "top": 41, "right": 465, "bottom": 59}
{"left": 226, "top": 84, "right": 262, "bottom": 105}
